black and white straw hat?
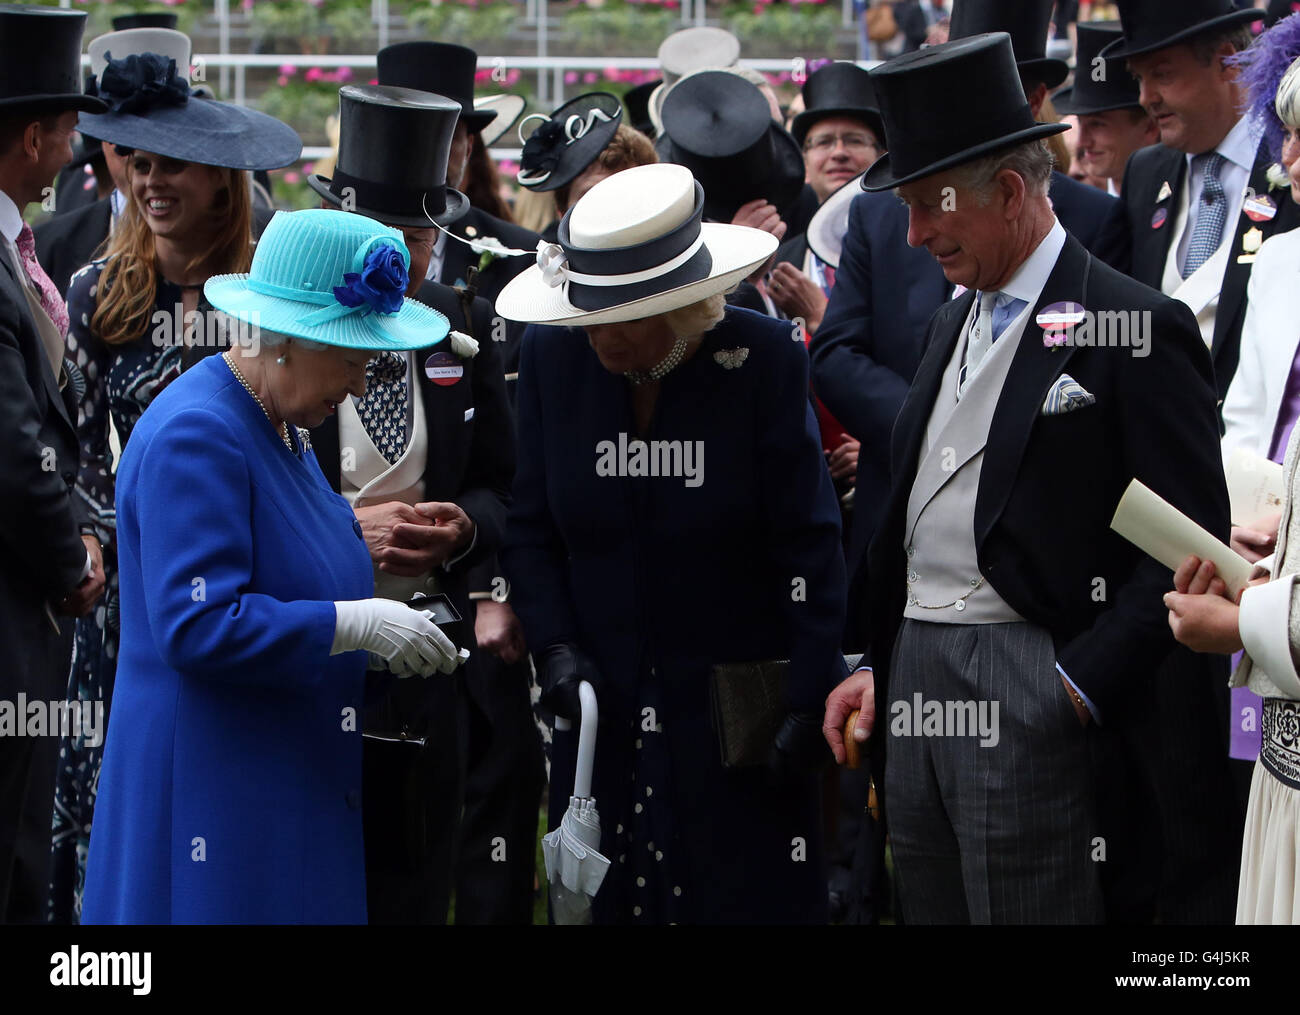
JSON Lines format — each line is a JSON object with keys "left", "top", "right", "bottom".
{"left": 495, "top": 162, "right": 777, "bottom": 325}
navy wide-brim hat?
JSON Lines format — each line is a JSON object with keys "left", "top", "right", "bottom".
{"left": 861, "top": 33, "right": 1068, "bottom": 192}
{"left": 81, "top": 96, "right": 301, "bottom": 171}
{"left": 1101, "top": 0, "right": 1263, "bottom": 62}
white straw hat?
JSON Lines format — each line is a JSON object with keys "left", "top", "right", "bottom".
{"left": 494, "top": 163, "right": 777, "bottom": 326}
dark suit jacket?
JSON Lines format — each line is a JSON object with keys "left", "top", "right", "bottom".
{"left": 0, "top": 247, "right": 89, "bottom": 702}
{"left": 33, "top": 196, "right": 110, "bottom": 298}
{"left": 775, "top": 233, "right": 809, "bottom": 274}
{"left": 864, "top": 233, "right": 1229, "bottom": 736}
{"left": 438, "top": 207, "right": 538, "bottom": 310}
{"left": 308, "top": 279, "right": 515, "bottom": 621}
{"left": 1121, "top": 139, "right": 1300, "bottom": 399}
{"left": 811, "top": 172, "right": 1129, "bottom": 589}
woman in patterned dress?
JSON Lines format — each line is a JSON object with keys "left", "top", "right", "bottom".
{"left": 498, "top": 164, "right": 848, "bottom": 923}
{"left": 48, "top": 50, "right": 300, "bottom": 921}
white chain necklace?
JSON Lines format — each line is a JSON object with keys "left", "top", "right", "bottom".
{"left": 223, "top": 351, "right": 296, "bottom": 453}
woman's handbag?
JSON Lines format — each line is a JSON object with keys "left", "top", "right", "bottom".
{"left": 709, "top": 654, "right": 862, "bottom": 767}
{"left": 865, "top": 2, "right": 899, "bottom": 42}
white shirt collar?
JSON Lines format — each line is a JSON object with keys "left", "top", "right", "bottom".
{"left": 425, "top": 228, "right": 449, "bottom": 282}
{"left": 1185, "top": 114, "right": 1261, "bottom": 176}
{"left": 0, "top": 189, "right": 24, "bottom": 244}
{"left": 993, "top": 218, "right": 1067, "bottom": 306}
{"left": 110, "top": 188, "right": 126, "bottom": 220}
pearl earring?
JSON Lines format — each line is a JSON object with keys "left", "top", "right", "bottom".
{"left": 277, "top": 354, "right": 287, "bottom": 366}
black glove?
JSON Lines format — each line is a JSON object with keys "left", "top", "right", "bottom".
{"left": 766, "top": 710, "right": 833, "bottom": 786}
{"left": 533, "top": 642, "right": 601, "bottom": 722}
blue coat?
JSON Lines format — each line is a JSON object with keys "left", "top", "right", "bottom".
{"left": 502, "top": 307, "right": 847, "bottom": 923}
{"left": 82, "top": 354, "right": 374, "bottom": 924}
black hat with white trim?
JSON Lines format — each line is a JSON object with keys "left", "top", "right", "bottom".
{"left": 517, "top": 92, "right": 622, "bottom": 192}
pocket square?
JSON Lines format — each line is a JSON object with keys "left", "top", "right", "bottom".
{"left": 1041, "top": 374, "right": 1096, "bottom": 416}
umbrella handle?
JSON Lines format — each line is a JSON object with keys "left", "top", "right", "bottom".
{"left": 573, "top": 680, "right": 598, "bottom": 799}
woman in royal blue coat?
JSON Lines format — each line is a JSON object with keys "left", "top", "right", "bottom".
{"left": 497, "top": 164, "right": 848, "bottom": 924}
{"left": 82, "top": 210, "right": 465, "bottom": 924}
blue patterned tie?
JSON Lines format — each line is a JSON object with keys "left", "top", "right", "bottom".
{"left": 357, "top": 351, "right": 409, "bottom": 465}
{"left": 1183, "top": 152, "right": 1227, "bottom": 279}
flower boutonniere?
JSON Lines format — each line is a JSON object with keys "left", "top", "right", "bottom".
{"left": 448, "top": 329, "right": 479, "bottom": 359}
{"left": 1267, "top": 162, "right": 1291, "bottom": 192}
{"left": 469, "top": 234, "right": 527, "bottom": 275}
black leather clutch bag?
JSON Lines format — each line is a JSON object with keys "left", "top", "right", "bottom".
{"left": 709, "top": 654, "right": 863, "bottom": 769}
{"left": 709, "top": 660, "right": 790, "bottom": 769}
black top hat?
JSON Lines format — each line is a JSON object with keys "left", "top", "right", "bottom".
{"left": 1101, "top": 0, "right": 1263, "bottom": 62}
{"left": 517, "top": 92, "right": 622, "bottom": 193}
{"left": 1054, "top": 22, "right": 1143, "bottom": 116}
{"left": 861, "top": 33, "right": 1068, "bottom": 192}
{"left": 949, "top": 0, "right": 1069, "bottom": 89}
{"left": 790, "top": 61, "right": 885, "bottom": 147}
{"left": 656, "top": 70, "right": 804, "bottom": 221}
{"left": 112, "top": 12, "right": 180, "bottom": 31}
{"left": 77, "top": 52, "right": 300, "bottom": 171}
{"left": 0, "top": 6, "right": 106, "bottom": 115}
{"left": 376, "top": 42, "right": 494, "bottom": 134}
{"left": 624, "top": 79, "right": 660, "bottom": 138}
{"left": 309, "top": 85, "right": 468, "bottom": 229}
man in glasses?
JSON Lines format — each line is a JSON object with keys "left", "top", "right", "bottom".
{"left": 769, "top": 62, "right": 884, "bottom": 335}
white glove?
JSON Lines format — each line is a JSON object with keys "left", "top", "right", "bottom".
{"left": 331, "top": 599, "right": 463, "bottom": 677}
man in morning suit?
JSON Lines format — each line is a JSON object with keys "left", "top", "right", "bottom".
{"left": 1106, "top": 0, "right": 1288, "bottom": 924}
{"left": 306, "top": 84, "right": 523, "bottom": 924}
{"left": 0, "top": 6, "right": 107, "bottom": 923}
{"left": 811, "top": 0, "right": 1131, "bottom": 605}
{"left": 822, "top": 33, "right": 1230, "bottom": 924}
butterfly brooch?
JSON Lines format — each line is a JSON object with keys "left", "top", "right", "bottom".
{"left": 713, "top": 348, "right": 750, "bottom": 370}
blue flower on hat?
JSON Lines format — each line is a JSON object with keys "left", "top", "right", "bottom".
{"left": 93, "top": 52, "right": 189, "bottom": 116}
{"left": 334, "top": 242, "right": 408, "bottom": 316}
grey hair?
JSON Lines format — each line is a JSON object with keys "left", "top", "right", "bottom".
{"left": 1190, "top": 25, "right": 1255, "bottom": 66}
{"left": 662, "top": 293, "right": 727, "bottom": 339}
{"left": 949, "top": 139, "right": 1055, "bottom": 205}
{"left": 1279, "top": 56, "right": 1300, "bottom": 132}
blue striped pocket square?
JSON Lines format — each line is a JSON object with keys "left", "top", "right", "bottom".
{"left": 1041, "top": 374, "right": 1096, "bottom": 416}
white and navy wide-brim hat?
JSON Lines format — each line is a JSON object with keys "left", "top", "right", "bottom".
{"left": 495, "top": 162, "right": 777, "bottom": 326}
{"left": 205, "top": 209, "right": 450, "bottom": 351}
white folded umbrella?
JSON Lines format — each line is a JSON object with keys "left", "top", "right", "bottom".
{"left": 541, "top": 681, "right": 608, "bottom": 924}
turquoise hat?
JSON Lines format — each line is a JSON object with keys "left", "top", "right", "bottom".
{"left": 204, "top": 208, "right": 450, "bottom": 351}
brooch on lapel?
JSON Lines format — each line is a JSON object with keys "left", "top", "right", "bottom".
{"left": 1156, "top": 180, "right": 1173, "bottom": 203}
{"left": 1244, "top": 192, "right": 1279, "bottom": 223}
{"left": 714, "top": 348, "right": 749, "bottom": 369}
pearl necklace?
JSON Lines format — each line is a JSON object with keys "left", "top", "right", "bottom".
{"left": 624, "top": 335, "right": 690, "bottom": 386}
{"left": 223, "top": 351, "right": 296, "bottom": 453}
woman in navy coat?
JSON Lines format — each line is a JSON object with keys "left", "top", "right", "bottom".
{"left": 498, "top": 165, "right": 848, "bottom": 923}
{"left": 82, "top": 210, "right": 465, "bottom": 923}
